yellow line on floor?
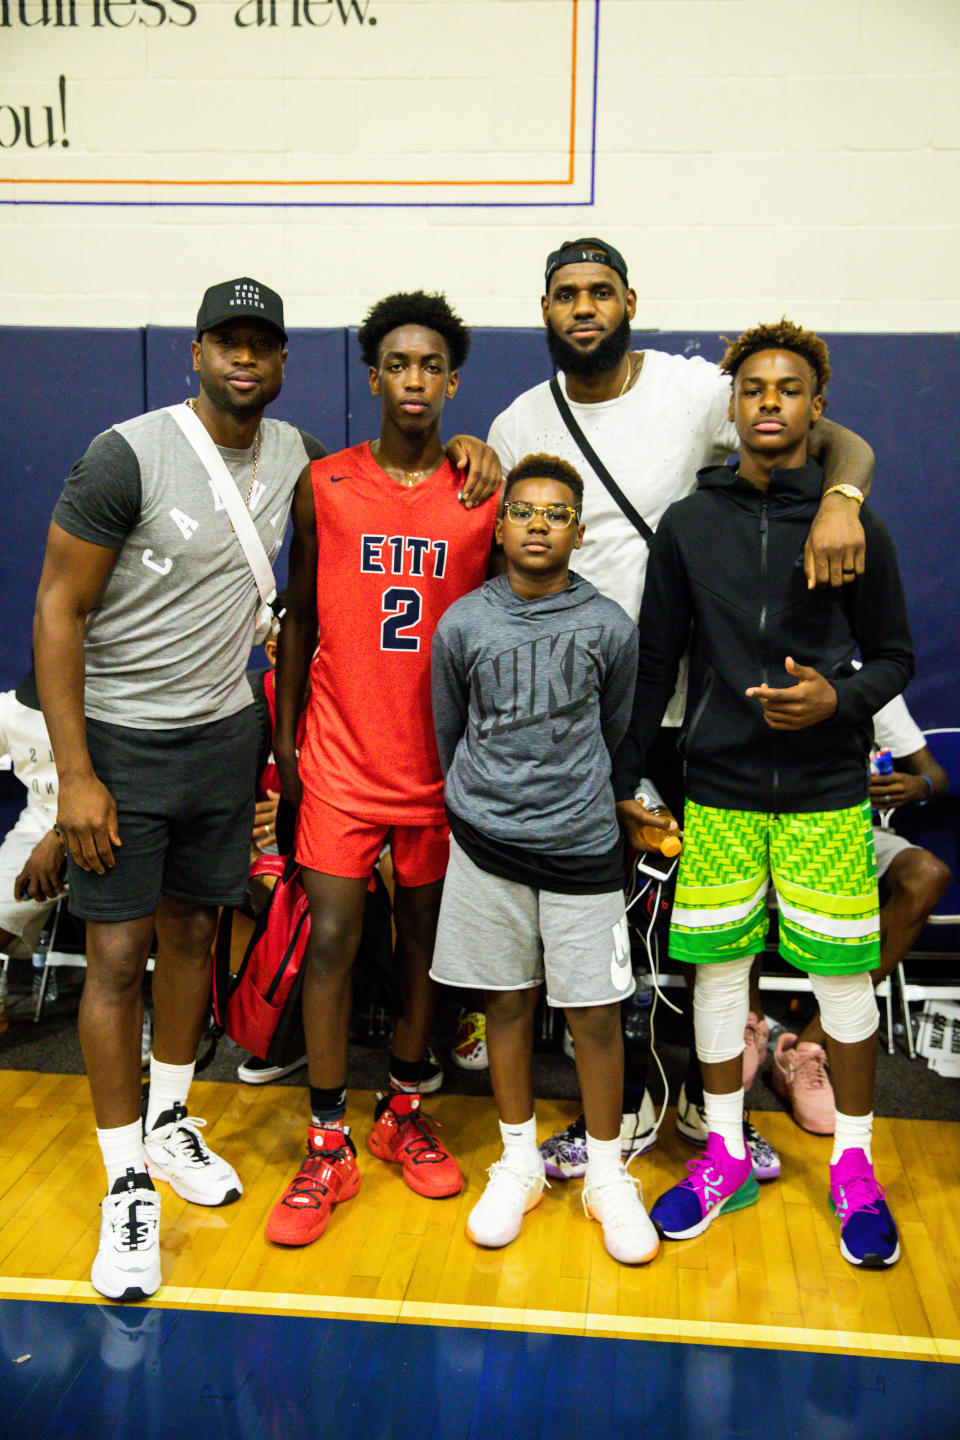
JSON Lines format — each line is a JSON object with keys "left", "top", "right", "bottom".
{"left": 2, "top": 1276, "right": 957, "bottom": 1362}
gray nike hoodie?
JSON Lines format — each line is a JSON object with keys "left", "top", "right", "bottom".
{"left": 431, "top": 571, "right": 638, "bottom": 856}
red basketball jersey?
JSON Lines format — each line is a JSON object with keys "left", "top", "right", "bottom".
{"left": 299, "top": 443, "right": 497, "bottom": 823}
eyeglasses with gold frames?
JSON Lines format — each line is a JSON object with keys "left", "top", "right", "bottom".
{"left": 502, "top": 500, "right": 581, "bottom": 530}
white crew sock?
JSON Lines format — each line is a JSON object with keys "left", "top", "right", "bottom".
{"left": 703, "top": 1088, "right": 746, "bottom": 1160}
{"left": 145, "top": 1056, "right": 195, "bottom": 1134}
{"left": 832, "top": 1110, "right": 873, "bottom": 1166}
{"left": 499, "top": 1116, "right": 542, "bottom": 1174}
{"left": 585, "top": 1131, "right": 622, "bottom": 1184}
{"left": 97, "top": 1118, "right": 148, "bottom": 1190}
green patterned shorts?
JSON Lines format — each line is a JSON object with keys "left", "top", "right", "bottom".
{"left": 669, "top": 800, "right": 880, "bottom": 975}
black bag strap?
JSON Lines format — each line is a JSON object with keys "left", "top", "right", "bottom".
{"left": 549, "top": 374, "right": 655, "bottom": 545}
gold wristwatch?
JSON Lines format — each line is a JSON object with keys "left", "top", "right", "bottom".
{"left": 822, "top": 484, "right": 865, "bottom": 505}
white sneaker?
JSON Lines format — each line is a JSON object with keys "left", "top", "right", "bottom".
{"left": 620, "top": 1090, "right": 658, "bottom": 1159}
{"left": 582, "top": 1164, "right": 660, "bottom": 1265}
{"left": 91, "top": 1170, "right": 162, "bottom": 1302}
{"left": 466, "top": 1159, "right": 545, "bottom": 1248}
{"left": 675, "top": 1080, "right": 708, "bottom": 1146}
{"left": 144, "top": 1103, "right": 242, "bottom": 1207}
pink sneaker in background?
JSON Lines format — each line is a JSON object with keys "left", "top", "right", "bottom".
{"left": 771, "top": 1032, "right": 835, "bottom": 1134}
{"left": 742, "top": 1012, "right": 770, "bottom": 1091}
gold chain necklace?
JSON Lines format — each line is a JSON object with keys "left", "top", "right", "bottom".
{"left": 370, "top": 440, "right": 433, "bottom": 489}
{"left": 186, "top": 397, "right": 260, "bottom": 507}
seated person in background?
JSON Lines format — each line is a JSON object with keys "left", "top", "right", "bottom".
{"left": 431, "top": 453, "right": 658, "bottom": 1266}
{"left": 614, "top": 319, "right": 914, "bottom": 1269}
{"left": 773, "top": 691, "right": 950, "bottom": 1131}
{"left": 0, "top": 672, "right": 65, "bottom": 1022}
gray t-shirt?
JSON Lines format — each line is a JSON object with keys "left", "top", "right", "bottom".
{"left": 53, "top": 406, "right": 324, "bottom": 728}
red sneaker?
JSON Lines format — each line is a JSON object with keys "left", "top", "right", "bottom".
{"left": 265, "top": 1126, "right": 361, "bottom": 1246}
{"left": 367, "top": 1092, "right": 463, "bottom": 1198}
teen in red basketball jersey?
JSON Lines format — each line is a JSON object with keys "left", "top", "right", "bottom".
{"left": 267, "top": 292, "right": 500, "bottom": 1246}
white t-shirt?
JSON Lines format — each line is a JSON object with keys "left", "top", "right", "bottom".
{"left": 0, "top": 693, "right": 58, "bottom": 828}
{"left": 873, "top": 693, "right": 926, "bottom": 758}
{"left": 487, "top": 349, "right": 736, "bottom": 723}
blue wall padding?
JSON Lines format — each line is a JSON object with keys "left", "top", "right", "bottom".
{"left": 2, "top": 325, "right": 957, "bottom": 732}
{"left": 0, "top": 326, "right": 146, "bottom": 694}
{"left": 810, "top": 333, "right": 960, "bottom": 731}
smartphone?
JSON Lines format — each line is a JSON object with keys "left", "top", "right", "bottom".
{"left": 634, "top": 848, "right": 679, "bottom": 883}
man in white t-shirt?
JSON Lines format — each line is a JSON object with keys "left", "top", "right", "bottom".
{"left": 487, "top": 237, "right": 878, "bottom": 1177}
{"left": 772, "top": 693, "right": 951, "bottom": 1131}
{"left": 488, "top": 236, "right": 875, "bottom": 635}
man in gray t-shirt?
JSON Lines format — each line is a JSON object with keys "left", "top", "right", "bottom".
{"left": 33, "top": 277, "right": 322, "bottom": 1305}
{"left": 33, "top": 276, "right": 501, "bottom": 1306}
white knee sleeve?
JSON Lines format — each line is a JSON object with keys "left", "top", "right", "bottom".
{"left": 810, "top": 970, "right": 878, "bottom": 1044}
{"left": 693, "top": 956, "right": 754, "bottom": 1064}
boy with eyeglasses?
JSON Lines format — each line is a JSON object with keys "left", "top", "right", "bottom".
{"left": 430, "top": 453, "right": 659, "bottom": 1265}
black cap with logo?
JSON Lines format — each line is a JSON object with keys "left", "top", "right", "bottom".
{"left": 544, "top": 237, "right": 629, "bottom": 291}
{"left": 195, "top": 277, "right": 287, "bottom": 343}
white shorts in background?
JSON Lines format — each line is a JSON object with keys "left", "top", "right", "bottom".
{"left": 430, "top": 836, "right": 634, "bottom": 1009}
{"left": 0, "top": 809, "right": 60, "bottom": 956}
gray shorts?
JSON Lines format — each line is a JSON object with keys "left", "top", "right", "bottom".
{"left": 67, "top": 709, "right": 258, "bottom": 923}
{"left": 430, "top": 836, "right": 634, "bottom": 1009}
{"left": 873, "top": 825, "right": 917, "bottom": 881}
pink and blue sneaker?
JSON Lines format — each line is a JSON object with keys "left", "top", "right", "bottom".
{"left": 830, "top": 1148, "right": 900, "bottom": 1269}
{"left": 650, "top": 1132, "right": 758, "bottom": 1240}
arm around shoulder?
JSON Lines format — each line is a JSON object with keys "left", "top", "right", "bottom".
{"left": 808, "top": 416, "right": 875, "bottom": 499}
{"left": 804, "top": 418, "right": 875, "bottom": 589}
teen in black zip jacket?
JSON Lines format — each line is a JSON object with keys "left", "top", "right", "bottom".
{"left": 612, "top": 320, "right": 913, "bottom": 1272}
{"left": 611, "top": 456, "right": 914, "bottom": 814}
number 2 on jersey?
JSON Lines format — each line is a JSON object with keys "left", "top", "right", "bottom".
{"left": 381, "top": 586, "right": 422, "bottom": 652}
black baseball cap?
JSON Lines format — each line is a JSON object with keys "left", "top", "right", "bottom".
{"left": 544, "top": 237, "right": 629, "bottom": 291}
{"left": 195, "top": 277, "right": 287, "bottom": 343}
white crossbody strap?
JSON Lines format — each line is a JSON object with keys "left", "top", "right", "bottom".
{"left": 167, "top": 403, "right": 277, "bottom": 608}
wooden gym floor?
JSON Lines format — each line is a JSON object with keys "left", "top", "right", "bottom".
{"left": 2, "top": 1072, "right": 960, "bottom": 1437}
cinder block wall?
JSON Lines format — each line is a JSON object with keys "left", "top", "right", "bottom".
{"left": 1, "top": 0, "right": 958, "bottom": 330}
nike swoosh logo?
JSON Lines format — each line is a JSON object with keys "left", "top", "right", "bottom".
{"left": 330, "top": 475, "right": 349, "bottom": 483}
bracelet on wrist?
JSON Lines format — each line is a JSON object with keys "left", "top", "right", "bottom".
{"left": 916, "top": 773, "right": 934, "bottom": 806}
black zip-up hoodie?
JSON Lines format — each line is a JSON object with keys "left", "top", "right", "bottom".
{"left": 612, "top": 459, "right": 915, "bottom": 813}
